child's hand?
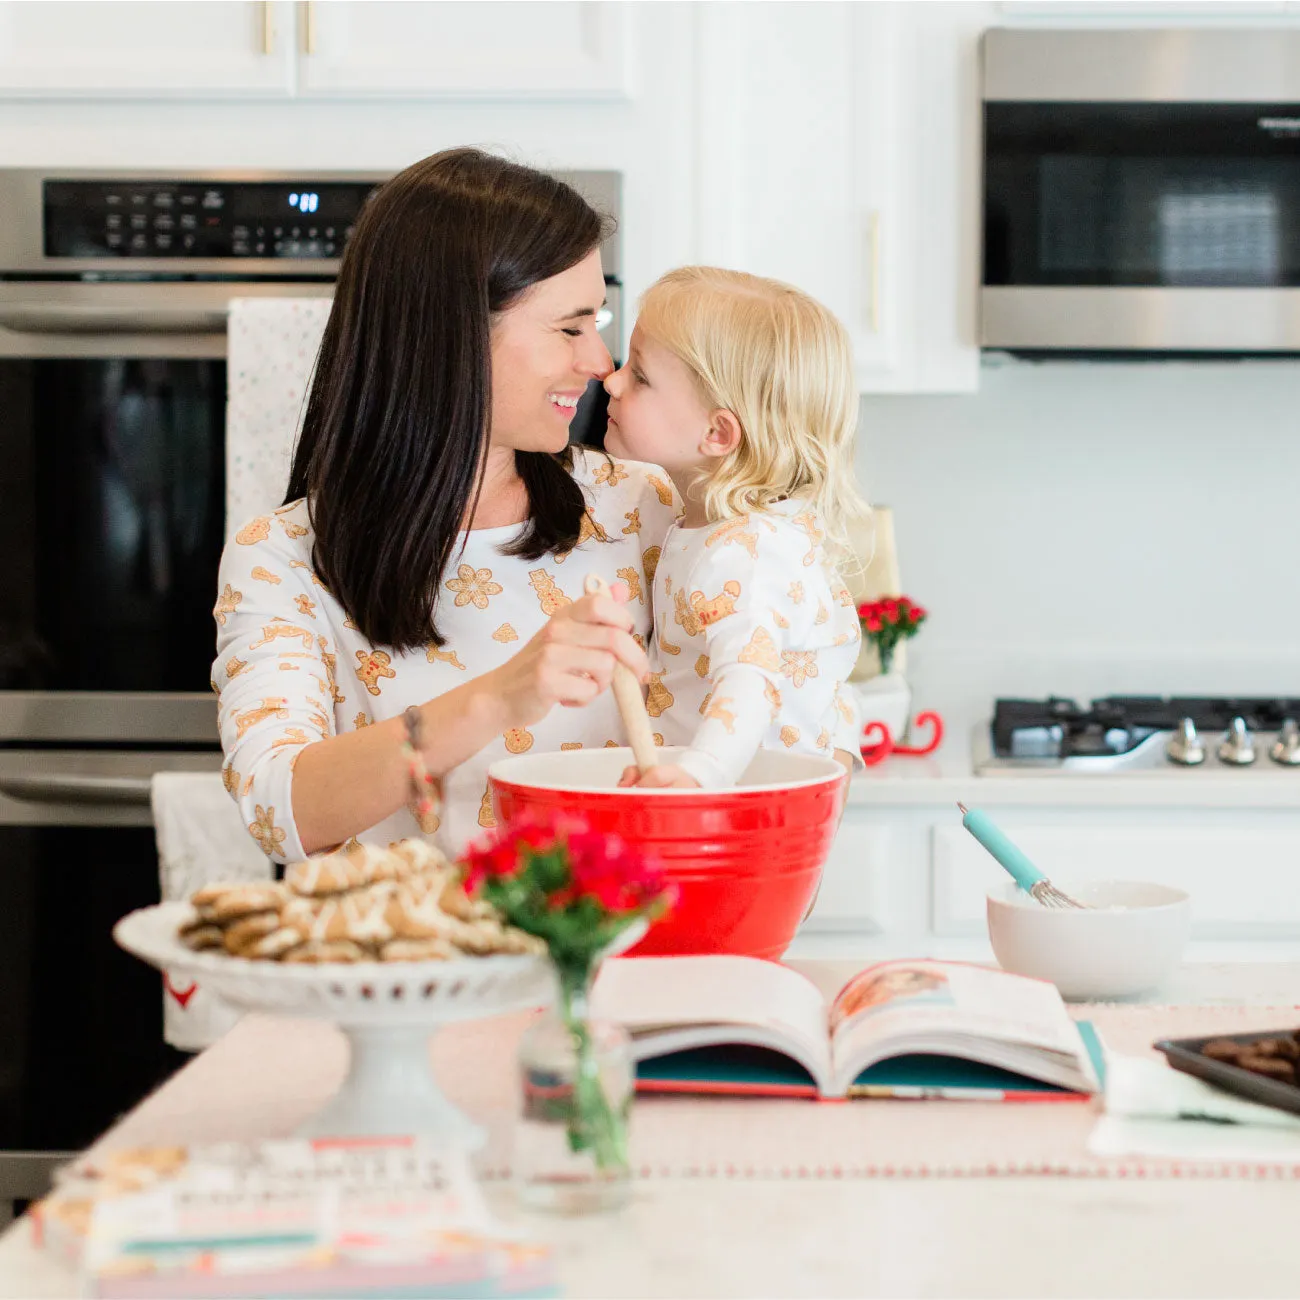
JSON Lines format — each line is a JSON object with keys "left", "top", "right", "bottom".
{"left": 617, "top": 763, "right": 702, "bottom": 789}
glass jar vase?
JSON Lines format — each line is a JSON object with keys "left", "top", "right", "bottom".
{"left": 515, "top": 963, "right": 633, "bottom": 1214}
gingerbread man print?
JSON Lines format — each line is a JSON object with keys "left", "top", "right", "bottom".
{"left": 354, "top": 649, "right": 396, "bottom": 696}
{"left": 248, "top": 804, "right": 286, "bottom": 856}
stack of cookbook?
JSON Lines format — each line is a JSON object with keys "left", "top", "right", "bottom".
{"left": 32, "top": 1136, "right": 556, "bottom": 1299}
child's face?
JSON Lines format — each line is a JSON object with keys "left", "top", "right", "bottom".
{"left": 603, "top": 326, "right": 715, "bottom": 476}
{"left": 489, "top": 248, "right": 613, "bottom": 455}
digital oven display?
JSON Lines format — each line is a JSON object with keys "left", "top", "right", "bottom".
{"left": 43, "top": 178, "right": 382, "bottom": 260}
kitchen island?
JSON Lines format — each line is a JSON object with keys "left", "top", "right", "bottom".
{"left": 1, "top": 962, "right": 1296, "bottom": 1299}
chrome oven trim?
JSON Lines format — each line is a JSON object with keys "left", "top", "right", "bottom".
{"left": 981, "top": 287, "right": 1300, "bottom": 352}
{"left": 983, "top": 28, "right": 1300, "bottom": 103}
{"left": 0, "top": 749, "right": 223, "bottom": 825}
{"left": 0, "top": 280, "right": 335, "bottom": 359}
{"left": 0, "top": 691, "right": 218, "bottom": 745}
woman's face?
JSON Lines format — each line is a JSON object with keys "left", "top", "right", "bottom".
{"left": 489, "top": 248, "right": 612, "bottom": 454}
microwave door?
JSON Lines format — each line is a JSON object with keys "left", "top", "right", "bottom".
{"left": 982, "top": 30, "right": 1300, "bottom": 352}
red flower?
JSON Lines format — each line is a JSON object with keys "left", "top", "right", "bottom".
{"left": 566, "top": 828, "right": 672, "bottom": 914}
{"left": 909, "top": 606, "right": 927, "bottom": 622}
{"left": 864, "top": 612, "right": 882, "bottom": 633}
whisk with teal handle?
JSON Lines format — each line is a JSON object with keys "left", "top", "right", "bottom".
{"left": 957, "top": 802, "right": 1086, "bottom": 910}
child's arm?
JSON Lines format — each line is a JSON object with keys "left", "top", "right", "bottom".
{"left": 660, "top": 526, "right": 802, "bottom": 789}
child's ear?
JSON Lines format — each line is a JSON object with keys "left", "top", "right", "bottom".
{"left": 702, "top": 409, "right": 742, "bottom": 459}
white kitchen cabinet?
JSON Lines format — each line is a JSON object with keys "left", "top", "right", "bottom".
{"left": 0, "top": 0, "right": 629, "bottom": 102}
{"left": 0, "top": 2, "right": 296, "bottom": 97}
{"left": 932, "top": 818, "right": 1300, "bottom": 939}
{"left": 793, "top": 791, "right": 1300, "bottom": 962}
{"left": 695, "top": 1, "right": 984, "bottom": 393}
{"left": 296, "top": 2, "right": 631, "bottom": 100}
{"left": 803, "top": 818, "right": 894, "bottom": 934}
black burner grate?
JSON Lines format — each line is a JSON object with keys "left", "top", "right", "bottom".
{"left": 991, "top": 696, "right": 1300, "bottom": 760}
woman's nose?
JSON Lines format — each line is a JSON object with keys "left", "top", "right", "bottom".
{"left": 579, "top": 332, "right": 614, "bottom": 381}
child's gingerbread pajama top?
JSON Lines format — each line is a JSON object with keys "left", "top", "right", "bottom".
{"left": 648, "top": 503, "right": 864, "bottom": 787}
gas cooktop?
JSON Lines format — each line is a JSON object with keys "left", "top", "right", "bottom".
{"left": 975, "top": 696, "right": 1300, "bottom": 774}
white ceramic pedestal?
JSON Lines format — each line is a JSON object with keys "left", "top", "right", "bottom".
{"left": 297, "top": 1024, "right": 487, "bottom": 1148}
{"left": 853, "top": 671, "right": 913, "bottom": 742}
{"left": 114, "top": 902, "right": 551, "bottom": 1147}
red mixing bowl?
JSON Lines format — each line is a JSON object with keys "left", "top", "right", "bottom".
{"left": 487, "top": 747, "right": 847, "bottom": 960}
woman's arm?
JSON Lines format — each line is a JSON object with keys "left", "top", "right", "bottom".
{"left": 289, "top": 585, "right": 647, "bottom": 854}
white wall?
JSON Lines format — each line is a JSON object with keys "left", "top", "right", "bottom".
{"left": 858, "top": 356, "right": 1300, "bottom": 715}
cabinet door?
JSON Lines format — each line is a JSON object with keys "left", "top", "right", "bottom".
{"left": 801, "top": 815, "right": 893, "bottom": 933}
{"left": 695, "top": 1, "right": 980, "bottom": 394}
{"left": 696, "top": 3, "right": 904, "bottom": 386}
{"left": 931, "top": 822, "right": 1300, "bottom": 938}
{"left": 296, "top": 1, "right": 631, "bottom": 100}
{"left": 0, "top": 2, "right": 295, "bottom": 97}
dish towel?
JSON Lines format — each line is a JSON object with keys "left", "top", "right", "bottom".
{"left": 225, "top": 297, "right": 333, "bottom": 537}
{"left": 1089, "top": 1050, "right": 1300, "bottom": 1164}
{"left": 151, "top": 772, "right": 274, "bottom": 1051}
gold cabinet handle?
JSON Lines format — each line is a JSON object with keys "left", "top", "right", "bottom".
{"left": 301, "top": 0, "right": 316, "bottom": 55}
{"left": 260, "top": 0, "right": 274, "bottom": 54}
{"left": 867, "top": 211, "right": 881, "bottom": 334}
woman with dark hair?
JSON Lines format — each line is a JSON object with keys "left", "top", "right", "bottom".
{"left": 213, "top": 148, "right": 680, "bottom": 861}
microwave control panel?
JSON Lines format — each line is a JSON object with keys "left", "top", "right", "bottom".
{"left": 43, "top": 179, "right": 382, "bottom": 260}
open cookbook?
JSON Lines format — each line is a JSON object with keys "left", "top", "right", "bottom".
{"left": 592, "top": 956, "right": 1103, "bottom": 1101}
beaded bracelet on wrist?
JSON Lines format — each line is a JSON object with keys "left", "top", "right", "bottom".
{"left": 400, "top": 705, "right": 441, "bottom": 834}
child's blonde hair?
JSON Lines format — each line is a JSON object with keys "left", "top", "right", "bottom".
{"left": 636, "top": 266, "right": 869, "bottom": 551}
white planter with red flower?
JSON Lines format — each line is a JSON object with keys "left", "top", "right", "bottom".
{"left": 851, "top": 596, "right": 927, "bottom": 746}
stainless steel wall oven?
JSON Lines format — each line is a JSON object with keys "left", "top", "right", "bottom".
{"left": 0, "top": 167, "right": 386, "bottom": 1205}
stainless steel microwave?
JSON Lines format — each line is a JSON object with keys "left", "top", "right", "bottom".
{"left": 981, "top": 28, "right": 1300, "bottom": 354}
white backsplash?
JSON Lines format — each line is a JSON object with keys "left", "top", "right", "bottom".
{"left": 856, "top": 356, "right": 1300, "bottom": 718}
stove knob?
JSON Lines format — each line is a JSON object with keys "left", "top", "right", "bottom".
{"left": 1269, "top": 718, "right": 1300, "bottom": 767}
{"left": 1166, "top": 717, "right": 1206, "bottom": 766}
{"left": 1217, "top": 716, "right": 1257, "bottom": 766}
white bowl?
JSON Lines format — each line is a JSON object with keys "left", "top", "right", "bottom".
{"left": 986, "top": 879, "right": 1191, "bottom": 1002}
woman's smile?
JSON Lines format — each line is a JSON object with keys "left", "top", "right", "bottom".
{"left": 547, "top": 389, "right": 585, "bottom": 419}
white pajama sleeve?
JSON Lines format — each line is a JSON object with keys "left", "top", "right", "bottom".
{"left": 671, "top": 549, "right": 789, "bottom": 790}
{"left": 212, "top": 543, "right": 335, "bottom": 864}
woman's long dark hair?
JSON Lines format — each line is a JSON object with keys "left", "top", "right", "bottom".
{"left": 285, "top": 148, "right": 612, "bottom": 649}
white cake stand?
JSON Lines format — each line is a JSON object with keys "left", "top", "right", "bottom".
{"left": 115, "top": 902, "right": 552, "bottom": 1148}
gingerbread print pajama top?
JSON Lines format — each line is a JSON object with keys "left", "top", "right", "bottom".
{"left": 213, "top": 450, "right": 681, "bottom": 862}
{"left": 648, "top": 501, "right": 864, "bottom": 787}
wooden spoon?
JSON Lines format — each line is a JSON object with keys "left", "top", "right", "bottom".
{"left": 583, "top": 573, "right": 659, "bottom": 774}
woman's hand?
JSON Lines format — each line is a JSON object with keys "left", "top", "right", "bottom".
{"left": 483, "top": 581, "right": 649, "bottom": 728}
{"left": 617, "top": 763, "right": 702, "bottom": 789}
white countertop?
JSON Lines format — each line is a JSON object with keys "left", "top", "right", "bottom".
{"left": 2, "top": 962, "right": 1299, "bottom": 1300}
{"left": 845, "top": 717, "right": 1300, "bottom": 808}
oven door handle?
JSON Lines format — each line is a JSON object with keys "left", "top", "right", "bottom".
{"left": 0, "top": 772, "right": 153, "bottom": 805}
{"left": 0, "top": 305, "right": 228, "bottom": 335}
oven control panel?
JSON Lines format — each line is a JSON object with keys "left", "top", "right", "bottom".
{"left": 43, "top": 179, "right": 382, "bottom": 260}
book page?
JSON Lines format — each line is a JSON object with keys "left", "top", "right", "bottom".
{"left": 592, "top": 955, "right": 831, "bottom": 1075}
{"left": 829, "top": 961, "right": 1088, "bottom": 1091}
